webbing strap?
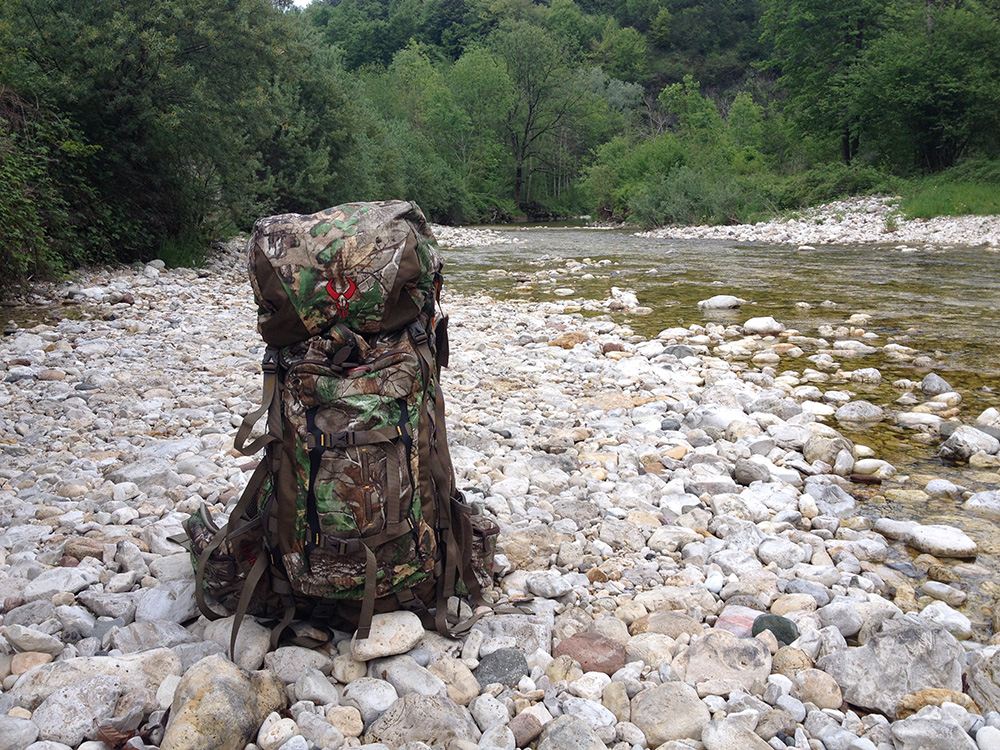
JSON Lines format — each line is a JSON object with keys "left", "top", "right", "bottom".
{"left": 234, "top": 348, "right": 281, "bottom": 456}
{"left": 454, "top": 504, "right": 491, "bottom": 608}
{"left": 408, "top": 321, "right": 435, "bottom": 373}
{"left": 356, "top": 543, "right": 379, "bottom": 640}
{"left": 305, "top": 408, "right": 324, "bottom": 556}
{"left": 305, "top": 424, "right": 409, "bottom": 450}
{"left": 230, "top": 552, "right": 268, "bottom": 661}
{"left": 193, "top": 462, "right": 269, "bottom": 621}
{"left": 268, "top": 600, "right": 297, "bottom": 651}
{"left": 193, "top": 529, "right": 228, "bottom": 622}
{"left": 385, "top": 398, "right": 413, "bottom": 526}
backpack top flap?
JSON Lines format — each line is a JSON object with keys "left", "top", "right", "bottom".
{"left": 248, "top": 200, "right": 442, "bottom": 347}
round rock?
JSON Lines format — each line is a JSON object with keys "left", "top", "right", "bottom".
{"left": 630, "top": 682, "right": 710, "bottom": 745}
{"left": 476, "top": 648, "right": 529, "bottom": 688}
{"left": 351, "top": 611, "right": 426, "bottom": 661}
{"left": 552, "top": 632, "right": 626, "bottom": 676}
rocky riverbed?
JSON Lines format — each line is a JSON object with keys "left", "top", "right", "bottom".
{"left": 637, "top": 196, "right": 1000, "bottom": 248}
{"left": 2, "top": 231, "right": 1000, "bottom": 750}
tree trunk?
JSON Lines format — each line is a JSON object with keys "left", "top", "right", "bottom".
{"left": 513, "top": 162, "right": 523, "bottom": 209}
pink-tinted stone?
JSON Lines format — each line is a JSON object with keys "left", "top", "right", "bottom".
{"left": 508, "top": 711, "right": 544, "bottom": 747}
{"left": 713, "top": 604, "right": 762, "bottom": 637}
{"left": 552, "top": 631, "right": 627, "bottom": 676}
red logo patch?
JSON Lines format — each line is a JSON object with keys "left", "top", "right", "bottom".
{"left": 326, "top": 278, "right": 357, "bottom": 318}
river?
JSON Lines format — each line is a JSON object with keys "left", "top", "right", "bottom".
{"left": 444, "top": 226, "right": 1000, "bottom": 618}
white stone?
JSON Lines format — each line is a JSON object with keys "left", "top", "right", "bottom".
{"left": 351, "top": 611, "right": 426, "bottom": 661}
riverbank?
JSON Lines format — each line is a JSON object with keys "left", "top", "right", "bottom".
{"left": 637, "top": 195, "right": 1000, "bottom": 248}
{"left": 2, "top": 238, "right": 1000, "bottom": 750}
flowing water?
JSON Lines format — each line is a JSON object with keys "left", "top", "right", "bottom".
{"left": 445, "top": 226, "right": 1000, "bottom": 625}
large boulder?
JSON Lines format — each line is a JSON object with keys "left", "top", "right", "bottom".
{"left": 817, "top": 615, "right": 964, "bottom": 719}
{"left": 160, "top": 655, "right": 287, "bottom": 750}
{"left": 939, "top": 425, "right": 1000, "bottom": 462}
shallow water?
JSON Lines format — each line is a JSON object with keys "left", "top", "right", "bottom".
{"left": 444, "top": 226, "right": 1000, "bottom": 630}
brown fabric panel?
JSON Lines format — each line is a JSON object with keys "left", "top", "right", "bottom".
{"left": 250, "top": 244, "right": 312, "bottom": 347}
{"left": 379, "top": 229, "right": 422, "bottom": 332}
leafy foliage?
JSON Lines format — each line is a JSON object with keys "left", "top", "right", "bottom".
{"left": 2, "top": 0, "right": 999, "bottom": 296}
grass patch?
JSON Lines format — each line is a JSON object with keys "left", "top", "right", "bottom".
{"left": 157, "top": 228, "right": 207, "bottom": 268}
{"left": 899, "top": 179, "right": 1000, "bottom": 219}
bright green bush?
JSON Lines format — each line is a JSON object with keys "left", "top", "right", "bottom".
{"left": 899, "top": 164, "right": 1000, "bottom": 218}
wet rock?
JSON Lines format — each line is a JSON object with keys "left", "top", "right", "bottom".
{"left": 965, "top": 490, "right": 1000, "bottom": 520}
{"left": 939, "top": 425, "right": 1000, "bottom": 462}
{"left": 160, "top": 655, "right": 287, "bottom": 750}
{"left": 874, "top": 519, "right": 978, "bottom": 558}
{"left": 921, "top": 373, "right": 953, "bottom": 395}
{"left": 835, "top": 401, "right": 884, "bottom": 423}
{"left": 743, "top": 317, "right": 785, "bottom": 335}
{"left": 698, "top": 294, "right": 746, "bottom": 310}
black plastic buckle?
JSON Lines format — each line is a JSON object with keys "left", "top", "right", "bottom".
{"left": 261, "top": 347, "right": 279, "bottom": 373}
{"left": 409, "top": 321, "right": 429, "bottom": 345}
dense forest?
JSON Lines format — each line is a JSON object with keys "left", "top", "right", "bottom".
{"left": 2, "top": 0, "right": 999, "bottom": 287}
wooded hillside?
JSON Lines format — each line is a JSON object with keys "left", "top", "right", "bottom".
{"left": 2, "top": 0, "right": 999, "bottom": 286}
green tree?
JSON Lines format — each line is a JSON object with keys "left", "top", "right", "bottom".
{"left": 2, "top": 0, "right": 298, "bottom": 254}
{"left": 487, "top": 20, "right": 588, "bottom": 208}
{"left": 854, "top": 3, "right": 1000, "bottom": 170}
{"left": 653, "top": 0, "right": 765, "bottom": 90}
{"left": 449, "top": 46, "right": 515, "bottom": 208}
{"left": 760, "top": 0, "right": 888, "bottom": 164}
{"left": 592, "top": 22, "right": 649, "bottom": 82}
{"left": 0, "top": 0, "right": 353, "bottom": 268}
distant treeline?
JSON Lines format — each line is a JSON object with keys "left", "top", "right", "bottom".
{"left": 2, "top": 0, "right": 999, "bottom": 287}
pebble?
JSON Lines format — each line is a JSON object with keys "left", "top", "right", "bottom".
{"left": 1, "top": 234, "right": 999, "bottom": 750}
{"left": 638, "top": 196, "right": 1000, "bottom": 247}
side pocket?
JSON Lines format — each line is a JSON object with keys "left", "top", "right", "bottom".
{"left": 184, "top": 500, "right": 274, "bottom": 618}
{"left": 449, "top": 491, "right": 499, "bottom": 597}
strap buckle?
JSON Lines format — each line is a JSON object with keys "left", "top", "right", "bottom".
{"left": 261, "top": 347, "right": 279, "bottom": 374}
{"left": 409, "top": 321, "right": 429, "bottom": 345}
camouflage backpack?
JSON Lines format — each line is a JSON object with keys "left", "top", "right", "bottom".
{"left": 184, "top": 201, "right": 499, "bottom": 654}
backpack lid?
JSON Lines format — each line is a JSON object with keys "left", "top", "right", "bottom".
{"left": 248, "top": 201, "right": 441, "bottom": 347}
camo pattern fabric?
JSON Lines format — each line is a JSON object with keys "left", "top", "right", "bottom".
{"left": 277, "top": 325, "right": 437, "bottom": 599}
{"left": 249, "top": 201, "right": 440, "bottom": 340}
